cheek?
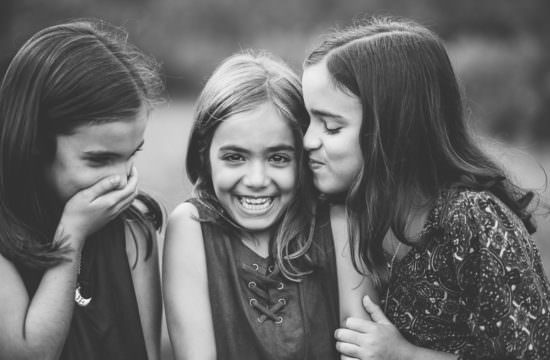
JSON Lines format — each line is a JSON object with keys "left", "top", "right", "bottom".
{"left": 63, "top": 164, "right": 124, "bottom": 201}
{"left": 324, "top": 138, "right": 351, "bottom": 163}
{"left": 209, "top": 163, "right": 236, "bottom": 194}
{"left": 327, "top": 131, "right": 363, "bottom": 163}
{"left": 335, "top": 143, "right": 362, "bottom": 185}
{"left": 347, "top": 142, "right": 364, "bottom": 172}
{"left": 47, "top": 168, "right": 89, "bottom": 202}
{"left": 324, "top": 139, "right": 363, "bottom": 191}
{"left": 275, "top": 167, "right": 297, "bottom": 194}
{"left": 66, "top": 170, "right": 101, "bottom": 197}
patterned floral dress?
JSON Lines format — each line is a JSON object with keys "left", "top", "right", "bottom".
{"left": 383, "top": 189, "right": 550, "bottom": 360}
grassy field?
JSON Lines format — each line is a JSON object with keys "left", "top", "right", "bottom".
{"left": 138, "top": 101, "right": 550, "bottom": 359}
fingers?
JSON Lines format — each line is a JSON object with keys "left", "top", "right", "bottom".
{"left": 335, "top": 328, "right": 364, "bottom": 345}
{"left": 102, "top": 166, "right": 139, "bottom": 212}
{"left": 89, "top": 166, "right": 138, "bottom": 213}
{"left": 335, "top": 340, "right": 362, "bottom": 359}
{"left": 340, "top": 356, "right": 358, "bottom": 360}
{"left": 82, "top": 174, "right": 124, "bottom": 201}
{"left": 362, "top": 295, "right": 390, "bottom": 324}
{"left": 342, "top": 317, "right": 374, "bottom": 333}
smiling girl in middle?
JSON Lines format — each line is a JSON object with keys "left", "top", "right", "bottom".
{"left": 163, "top": 51, "right": 373, "bottom": 359}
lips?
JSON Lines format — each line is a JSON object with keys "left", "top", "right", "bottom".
{"left": 308, "top": 157, "right": 324, "bottom": 170}
{"left": 236, "top": 196, "right": 274, "bottom": 214}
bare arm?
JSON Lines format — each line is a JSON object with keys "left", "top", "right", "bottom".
{"left": 330, "top": 204, "right": 378, "bottom": 323}
{"left": 404, "top": 347, "right": 458, "bottom": 360}
{"left": 162, "top": 202, "right": 216, "bottom": 360}
{"left": 126, "top": 220, "right": 162, "bottom": 360}
{"left": 0, "top": 237, "right": 80, "bottom": 360}
{"left": 0, "top": 173, "right": 137, "bottom": 360}
{"left": 336, "top": 296, "right": 458, "bottom": 360}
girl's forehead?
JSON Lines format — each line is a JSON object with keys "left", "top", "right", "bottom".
{"left": 59, "top": 117, "right": 147, "bottom": 151}
{"left": 211, "top": 103, "right": 294, "bottom": 148}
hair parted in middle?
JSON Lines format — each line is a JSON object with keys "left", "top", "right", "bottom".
{"left": 186, "top": 50, "right": 315, "bottom": 280}
{"left": 304, "top": 17, "right": 535, "bottom": 287}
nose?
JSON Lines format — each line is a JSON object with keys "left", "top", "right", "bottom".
{"left": 303, "top": 123, "right": 321, "bottom": 151}
{"left": 243, "top": 160, "right": 269, "bottom": 189}
{"left": 110, "top": 160, "right": 133, "bottom": 181}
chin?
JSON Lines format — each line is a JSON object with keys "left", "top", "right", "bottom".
{"left": 313, "top": 177, "right": 326, "bottom": 193}
{"left": 314, "top": 178, "right": 337, "bottom": 195}
{"left": 316, "top": 175, "right": 354, "bottom": 196}
{"left": 237, "top": 219, "right": 276, "bottom": 233}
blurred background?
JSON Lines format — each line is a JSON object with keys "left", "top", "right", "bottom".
{"left": 2, "top": 0, "right": 550, "bottom": 358}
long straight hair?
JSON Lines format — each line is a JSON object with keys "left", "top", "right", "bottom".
{"left": 186, "top": 51, "right": 315, "bottom": 281}
{"left": 305, "top": 17, "right": 535, "bottom": 287}
{"left": 0, "top": 20, "right": 164, "bottom": 269}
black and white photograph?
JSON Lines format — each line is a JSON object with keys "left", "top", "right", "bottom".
{"left": 0, "top": 1, "right": 549, "bottom": 359}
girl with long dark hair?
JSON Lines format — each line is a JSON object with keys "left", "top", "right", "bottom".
{"left": 0, "top": 20, "right": 163, "bottom": 359}
{"left": 302, "top": 17, "right": 550, "bottom": 360}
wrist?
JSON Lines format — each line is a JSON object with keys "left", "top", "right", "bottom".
{"left": 67, "top": 237, "right": 85, "bottom": 253}
{"left": 399, "top": 343, "right": 458, "bottom": 360}
{"left": 55, "top": 223, "right": 86, "bottom": 251}
{"left": 60, "top": 243, "right": 81, "bottom": 262}
{"left": 53, "top": 245, "right": 82, "bottom": 274}
{"left": 398, "top": 340, "right": 419, "bottom": 360}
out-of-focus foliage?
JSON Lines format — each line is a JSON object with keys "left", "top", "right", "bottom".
{"left": 2, "top": 0, "right": 550, "bottom": 142}
{"left": 3, "top": 3, "right": 550, "bottom": 359}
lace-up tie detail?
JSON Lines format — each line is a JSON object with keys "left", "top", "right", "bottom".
{"left": 240, "top": 262, "right": 288, "bottom": 324}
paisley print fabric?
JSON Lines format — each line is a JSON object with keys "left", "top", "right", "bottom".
{"left": 383, "top": 189, "right": 550, "bottom": 360}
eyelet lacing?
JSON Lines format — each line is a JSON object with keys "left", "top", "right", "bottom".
{"left": 241, "top": 263, "right": 288, "bottom": 324}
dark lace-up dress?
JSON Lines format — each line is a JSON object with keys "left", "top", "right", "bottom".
{"left": 383, "top": 189, "right": 550, "bottom": 360}
{"left": 193, "top": 199, "right": 340, "bottom": 360}
{"left": 18, "top": 218, "right": 148, "bottom": 360}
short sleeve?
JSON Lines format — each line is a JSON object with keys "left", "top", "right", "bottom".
{"left": 446, "top": 191, "right": 550, "bottom": 360}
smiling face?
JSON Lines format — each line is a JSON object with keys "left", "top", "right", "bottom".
{"left": 208, "top": 102, "right": 296, "bottom": 235}
{"left": 302, "top": 60, "right": 364, "bottom": 195}
{"left": 44, "top": 107, "right": 148, "bottom": 203}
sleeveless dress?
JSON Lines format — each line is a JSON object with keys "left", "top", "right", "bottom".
{"left": 19, "top": 218, "right": 148, "bottom": 360}
{"left": 192, "top": 199, "right": 340, "bottom": 360}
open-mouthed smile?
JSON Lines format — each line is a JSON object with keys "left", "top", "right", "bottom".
{"left": 236, "top": 196, "right": 275, "bottom": 214}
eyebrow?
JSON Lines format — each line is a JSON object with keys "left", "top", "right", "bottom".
{"left": 218, "top": 144, "right": 295, "bottom": 153}
{"left": 310, "top": 108, "right": 345, "bottom": 121}
{"left": 83, "top": 140, "right": 145, "bottom": 157}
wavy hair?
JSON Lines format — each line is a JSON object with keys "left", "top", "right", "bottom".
{"left": 305, "top": 17, "right": 535, "bottom": 287}
{"left": 0, "top": 20, "right": 164, "bottom": 269}
{"left": 186, "top": 51, "right": 314, "bottom": 280}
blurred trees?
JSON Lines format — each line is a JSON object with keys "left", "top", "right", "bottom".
{"left": 2, "top": 0, "right": 549, "bottom": 143}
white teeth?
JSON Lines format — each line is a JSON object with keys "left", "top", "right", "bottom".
{"left": 242, "top": 197, "right": 269, "bottom": 205}
{"left": 238, "top": 196, "right": 273, "bottom": 212}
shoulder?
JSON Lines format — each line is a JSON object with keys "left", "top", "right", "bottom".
{"left": 166, "top": 202, "right": 201, "bottom": 235}
{"left": 165, "top": 202, "right": 203, "bottom": 249}
{"left": 169, "top": 202, "right": 200, "bottom": 223}
{"left": 0, "top": 252, "right": 23, "bottom": 281}
{"left": 439, "top": 189, "right": 532, "bottom": 262}
{"left": 442, "top": 189, "right": 524, "bottom": 231}
{"left": 163, "top": 202, "right": 207, "bottom": 273}
{"left": 443, "top": 188, "right": 495, "bottom": 215}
